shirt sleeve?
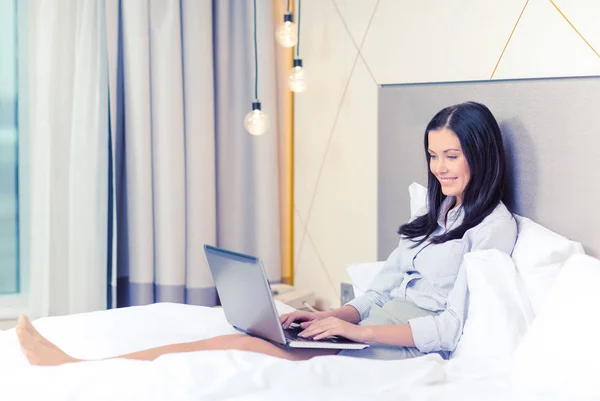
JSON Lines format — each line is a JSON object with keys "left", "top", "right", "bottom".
{"left": 345, "top": 244, "right": 405, "bottom": 320}
{"left": 408, "top": 215, "right": 518, "bottom": 353}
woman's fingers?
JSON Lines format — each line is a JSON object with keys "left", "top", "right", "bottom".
{"left": 297, "top": 317, "right": 364, "bottom": 342}
{"left": 313, "top": 330, "right": 337, "bottom": 341}
{"left": 303, "top": 326, "right": 337, "bottom": 339}
{"left": 299, "top": 319, "right": 336, "bottom": 338}
{"left": 282, "top": 314, "right": 297, "bottom": 328}
{"left": 280, "top": 311, "right": 315, "bottom": 328}
{"left": 279, "top": 313, "right": 291, "bottom": 326}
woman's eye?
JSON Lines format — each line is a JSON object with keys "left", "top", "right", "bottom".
{"left": 447, "top": 156, "right": 457, "bottom": 160}
{"left": 429, "top": 155, "right": 437, "bottom": 160}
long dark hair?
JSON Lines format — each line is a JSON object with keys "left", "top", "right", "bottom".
{"left": 398, "top": 101, "right": 507, "bottom": 245}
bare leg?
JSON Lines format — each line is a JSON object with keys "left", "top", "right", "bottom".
{"left": 15, "top": 316, "right": 81, "bottom": 366}
{"left": 16, "top": 315, "right": 338, "bottom": 366}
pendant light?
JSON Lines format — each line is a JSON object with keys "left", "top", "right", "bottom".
{"left": 275, "top": 12, "right": 298, "bottom": 47}
{"left": 288, "top": 0, "right": 306, "bottom": 92}
{"left": 275, "top": 1, "right": 298, "bottom": 47}
{"left": 244, "top": 0, "right": 269, "bottom": 136}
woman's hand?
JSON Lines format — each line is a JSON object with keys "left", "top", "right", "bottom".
{"left": 298, "top": 317, "right": 368, "bottom": 343}
{"left": 279, "top": 310, "right": 330, "bottom": 329}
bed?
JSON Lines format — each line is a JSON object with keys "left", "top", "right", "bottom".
{"left": 2, "top": 76, "right": 600, "bottom": 400}
{"left": 0, "top": 302, "right": 516, "bottom": 401}
{"left": 1, "top": 287, "right": 598, "bottom": 401}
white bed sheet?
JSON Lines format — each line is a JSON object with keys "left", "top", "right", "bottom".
{"left": 0, "top": 303, "right": 582, "bottom": 401}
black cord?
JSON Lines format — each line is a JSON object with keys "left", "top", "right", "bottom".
{"left": 296, "top": 0, "right": 301, "bottom": 57}
{"left": 253, "top": 0, "right": 258, "bottom": 99}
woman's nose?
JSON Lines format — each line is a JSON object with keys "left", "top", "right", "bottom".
{"left": 435, "top": 159, "right": 448, "bottom": 174}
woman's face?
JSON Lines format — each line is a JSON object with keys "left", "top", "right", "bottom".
{"left": 428, "top": 128, "right": 471, "bottom": 205}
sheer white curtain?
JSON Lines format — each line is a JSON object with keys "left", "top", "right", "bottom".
{"left": 106, "top": 0, "right": 218, "bottom": 306}
{"left": 28, "top": 0, "right": 108, "bottom": 317}
{"left": 24, "top": 0, "right": 282, "bottom": 314}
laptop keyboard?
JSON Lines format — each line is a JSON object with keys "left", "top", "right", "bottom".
{"left": 283, "top": 326, "right": 354, "bottom": 344}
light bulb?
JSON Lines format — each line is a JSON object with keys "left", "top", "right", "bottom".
{"left": 288, "top": 59, "right": 306, "bottom": 92}
{"left": 244, "top": 101, "right": 269, "bottom": 136}
{"left": 275, "top": 12, "right": 298, "bottom": 48}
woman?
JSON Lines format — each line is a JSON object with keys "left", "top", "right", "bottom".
{"left": 16, "top": 101, "right": 517, "bottom": 366}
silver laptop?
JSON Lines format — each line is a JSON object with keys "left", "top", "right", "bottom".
{"left": 204, "top": 245, "right": 368, "bottom": 350}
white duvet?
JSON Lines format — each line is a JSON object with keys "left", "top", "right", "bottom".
{"left": 0, "top": 303, "right": 582, "bottom": 401}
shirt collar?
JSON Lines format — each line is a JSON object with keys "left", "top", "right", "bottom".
{"left": 436, "top": 196, "right": 464, "bottom": 230}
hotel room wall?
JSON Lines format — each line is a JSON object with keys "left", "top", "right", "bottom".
{"left": 293, "top": 0, "right": 600, "bottom": 309}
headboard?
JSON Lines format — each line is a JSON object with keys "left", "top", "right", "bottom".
{"left": 378, "top": 76, "right": 600, "bottom": 259}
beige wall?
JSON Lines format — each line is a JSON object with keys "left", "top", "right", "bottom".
{"left": 293, "top": 0, "right": 600, "bottom": 309}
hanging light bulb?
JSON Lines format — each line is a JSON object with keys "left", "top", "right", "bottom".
{"left": 244, "top": 100, "right": 269, "bottom": 136}
{"left": 288, "top": 58, "right": 306, "bottom": 92}
{"left": 275, "top": 12, "right": 298, "bottom": 47}
{"left": 245, "top": 0, "right": 269, "bottom": 136}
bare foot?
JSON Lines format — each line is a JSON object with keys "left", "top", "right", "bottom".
{"left": 16, "top": 315, "right": 81, "bottom": 366}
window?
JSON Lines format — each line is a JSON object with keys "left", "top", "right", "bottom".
{"left": 0, "top": 0, "right": 30, "bottom": 319}
{"left": 0, "top": 0, "right": 19, "bottom": 296}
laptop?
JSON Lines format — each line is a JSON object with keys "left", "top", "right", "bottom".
{"left": 204, "top": 245, "right": 369, "bottom": 350}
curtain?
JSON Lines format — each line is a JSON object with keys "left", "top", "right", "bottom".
{"left": 106, "top": 0, "right": 282, "bottom": 308}
{"left": 28, "top": 0, "right": 109, "bottom": 316}
{"left": 213, "top": 1, "right": 282, "bottom": 279}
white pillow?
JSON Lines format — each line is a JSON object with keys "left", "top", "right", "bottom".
{"left": 408, "top": 182, "right": 428, "bottom": 218}
{"left": 512, "top": 254, "right": 600, "bottom": 398}
{"left": 346, "top": 261, "right": 385, "bottom": 298}
{"left": 451, "top": 249, "right": 533, "bottom": 361}
{"left": 512, "top": 215, "right": 584, "bottom": 315}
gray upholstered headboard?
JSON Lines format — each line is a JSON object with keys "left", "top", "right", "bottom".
{"left": 378, "top": 76, "right": 600, "bottom": 259}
